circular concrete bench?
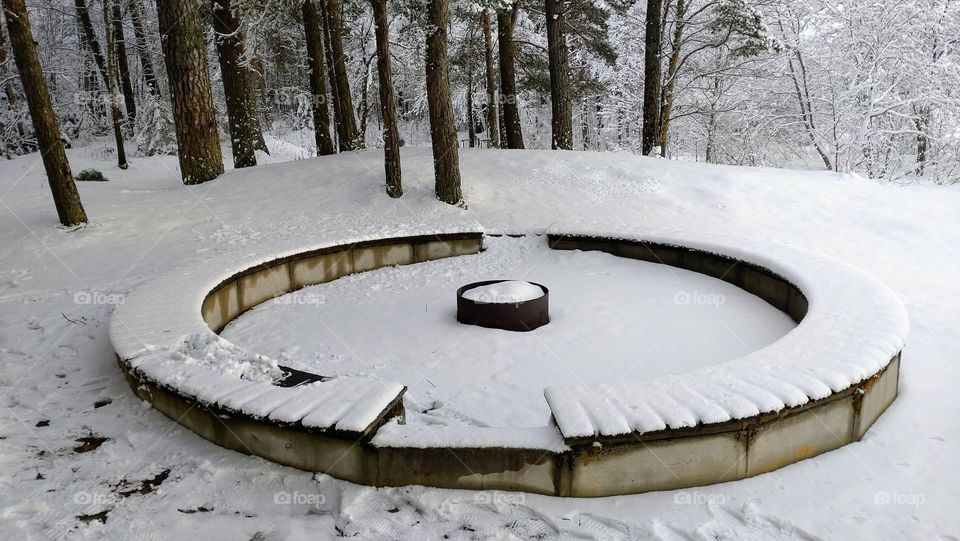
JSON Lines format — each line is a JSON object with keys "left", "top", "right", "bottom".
{"left": 109, "top": 226, "right": 908, "bottom": 497}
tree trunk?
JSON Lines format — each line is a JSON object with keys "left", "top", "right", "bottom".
{"left": 103, "top": 0, "right": 128, "bottom": 169}
{"left": 497, "top": 3, "right": 523, "bottom": 149}
{"left": 657, "top": 0, "right": 684, "bottom": 156}
{"left": 545, "top": 0, "right": 571, "bottom": 149}
{"left": 110, "top": 0, "right": 136, "bottom": 128}
{"left": 641, "top": 0, "right": 662, "bottom": 156}
{"left": 302, "top": 0, "right": 335, "bottom": 156}
{"left": 323, "top": 0, "right": 360, "bottom": 149}
{"left": 705, "top": 110, "right": 716, "bottom": 163}
{"left": 915, "top": 107, "right": 929, "bottom": 176}
{"left": 370, "top": 0, "right": 401, "bottom": 197}
{"left": 425, "top": 0, "right": 462, "bottom": 205}
{"left": 466, "top": 25, "right": 476, "bottom": 148}
{"left": 580, "top": 100, "right": 588, "bottom": 149}
{"left": 785, "top": 49, "right": 832, "bottom": 170}
{"left": 358, "top": 56, "right": 373, "bottom": 140}
{"left": 480, "top": 11, "right": 499, "bottom": 148}
{"left": 0, "top": 10, "right": 27, "bottom": 153}
{"left": 3, "top": 0, "right": 87, "bottom": 225}
{"left": 128, "top": 0, "right": 161, "bottom": 97}
{"left": 74, "top": 0, "right": 108, "bottom": 87}
{"left": 211, "top": 0, "right": 260, "bottom": 168}
{"left": 318, "top": 0, "right": 345, "bottom": 150}
{"left": 157, "top": 0, "right": 224, "bottom": 184}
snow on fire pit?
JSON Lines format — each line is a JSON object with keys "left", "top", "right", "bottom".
{"left": 457, "top": 279, "right": 550, "bottom": 331}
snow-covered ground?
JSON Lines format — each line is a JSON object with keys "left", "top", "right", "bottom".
{"left": 0, "top": 142, "right": 957, "bottom": 539}
{"left": 222, "top": 235, "right": 795, "bottom": 429}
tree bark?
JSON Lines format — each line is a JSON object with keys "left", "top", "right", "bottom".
{"left": 128, "top": 0, "right": 161, "bottom": 97}
{"left": 0, "top": 10, "right": 27, "bottom": 153}
{"left": 480, "top": 11, "right": 498, "bottom": 148}
{"left": 103, "top": 0, "right": 128, "bottom": 168}
{"left": 302, "top": 0, "right": 335, "bottom": 156}
{"left": 156, "top": 0, "right": 224, "bottom": 184}
{"left": 3, "top": 0, "right": 87, "bottom": 225}
{"left": 211, "top": 0, "right": 260, "bottom": 168}
{"left": 466, "top": 25, "right": 476, "bottom": 148}
{"left": 370, "top": 0, "right": 401, "bottom": 197}
{"left": 318, "top": 0, "right": 345, "bottom": 150}
{"left": 641, "top": 0, "right": 662, "bottom": 156}
{"left": 915, "top": 107, "right": 929, "bottom": 176}
{"left": 323, "top": 0, "right": 361, "bottom": 149}
{"left": 545, "top": 0, "right": 571, "bottom": 149}
{"left": 657, "top": 0, "right": 684, "bottom": 156}
{"left": 110, "top": 0, "right": 136, "bottom": 128}
{"left": 357, "top": 56, "right": 373, "bottom": 139}
{"left": 425, "top": 0, "right": 462, "bottom": 205}
{"left": 497, "top": 3, "right": 523, "bottom": 149}
{"left": 74, "top": 0, "right": 108, "bottom": 87}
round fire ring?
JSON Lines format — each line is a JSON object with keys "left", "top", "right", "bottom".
{"left": 456, "top": 280, "right": 550, "bottom": 332}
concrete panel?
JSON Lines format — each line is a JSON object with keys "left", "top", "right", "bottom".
{"left": 683, "top": 250, "right": 742, "bottom": 284}
{"left": 415, "top": 239, "right": 482, "bottom": 262}
{"left": 740, "top": 266, "right": 791, "bottom": 312}
{"left": 786, "top": 286, "right": 809, "bottom": 322}
{"left": 352, "top": 243, "right": 414, "bottom": 273}
{"left": 746, "top": 396, "right": 855, "bottom": 476}
{"left": 201, "top": 281, "right": 240, "bottom": 331}
{"left": 570, "top": 433, "right": 747, "bottom": 497}
{"left": 126, "top": 374, "right": 220, "bottom": 443}
{"left": 291, "top": 250, "right": 353, "bottom": 289}
{"left": 240, "top": 264, "right": 292, "bottom": 310}
{"left": 856, "top": 356, "right": 900, "bottom": 439}
{"left": 216, "top": 417, "right": 367, "bottom": 484}
{"left": 372, "top": 447, "right": 558, "bottom": 495}
{"left": 617, "top": 242, "right": 684, "bottom": 267}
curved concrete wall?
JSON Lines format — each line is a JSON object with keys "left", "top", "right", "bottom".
{"left": 117, "top": 232, "right": 902, "bottom": 497}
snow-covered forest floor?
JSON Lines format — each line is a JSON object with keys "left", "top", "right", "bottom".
{"left": 1, "top": 142, "right": 958, "bottom": 539}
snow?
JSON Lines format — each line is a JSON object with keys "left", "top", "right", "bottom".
{"left": 461, "top": 280, "right": 545, "bottom": 303}
{"left": 0, "top": 143, "right": 956, "bottom": 539}
{"left": 542, "top": 227, "right": 909, "bottom": 438}
{"left": 223, "top": 235, "right": 795, "bottom": 429}
{"left": 108, "top": 220, "right": 481, "bottom": 433}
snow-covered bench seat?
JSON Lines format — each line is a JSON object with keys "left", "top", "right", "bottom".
{"left": 110, "top": 226, "right": 484, "bottom": 442}
{"left": 110, "top": 225, "right": 907, "bottom": 497}
{"left": 527, "top": 230, "right": 907, "bottom": 495}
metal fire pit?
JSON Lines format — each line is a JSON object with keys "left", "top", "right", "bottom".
{"left": 456, "top": 280, "right": 550, "bottom": 332}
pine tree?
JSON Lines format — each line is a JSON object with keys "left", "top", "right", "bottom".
{"left": 211, "top": 0, "right": 261, "bottom": 168}
{"left": 157, "top": 0, "right": 224, "bottom": 184}
{"left": 102, "top": 0, "right": 128, "bottom": 169}
{"left": 371, "top": 0, "right": 401, "bottom": 197}
{"left": 642, "top": 0, "right": 662, "bottom": 156}
{"left": 480, "top": 10, "right": 499, "bottom": 148}
{"left": 497, "top": 3, "right": 523, "bottom": 149}
{"left": 3, "top": 0, "right": 87, "bottom": 225}
{"left": 302, "top": 0, "right": 335, "bottom": 156}
{"left": 128, "top": 0, "right": 161, "bottom": 97}
{"left": 109, "top": 0, "right": 136, "bottom": 128}
{"left": 323, "top": 0, "right": 361, "bottom": 150}
{"left": 426, "top": 0, "right": 463, "bottom": 205}
{"left": 545, "top": 0, "right": 572, "bottom": 149}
